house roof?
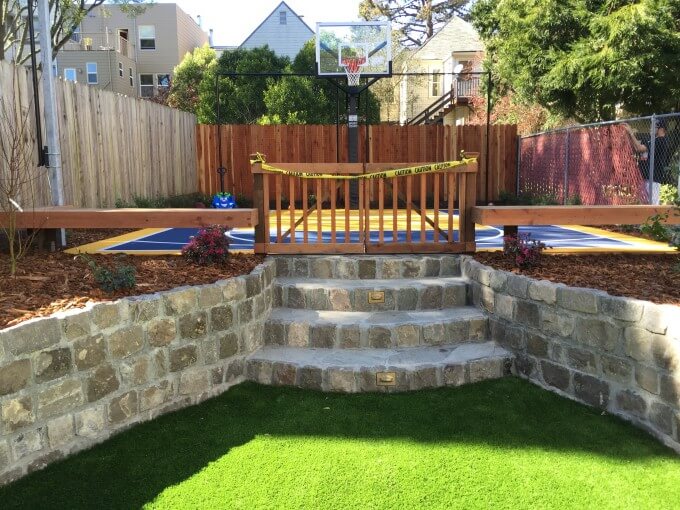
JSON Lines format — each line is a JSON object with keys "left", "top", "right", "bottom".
{"left": 240, "top": 1, "right": 314, "bottom": 47}
{"left": 411, "top": 16, "right": 484, "bottom": 60}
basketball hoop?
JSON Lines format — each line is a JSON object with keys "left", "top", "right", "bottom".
{"left": 341, "top": 56, "right": 366, "bottom": 87}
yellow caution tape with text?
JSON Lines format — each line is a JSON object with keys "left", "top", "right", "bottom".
{"left": 249, "top": 152, "right": 477, "bottom": 180}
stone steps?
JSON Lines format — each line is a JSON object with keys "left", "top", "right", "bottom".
{"left": 245, "top": 341, "right": 514, "bottom": 393}
{"left": 274, "top": 277, "right": 469, "bottom": 311}
{"left": 274, "top": 255, "right": 461, "bottom": 279}
{"left": 264, "top": 307, "right": 488, "bottom": 348}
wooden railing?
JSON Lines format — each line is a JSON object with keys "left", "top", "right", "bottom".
{"left": 251, "top": 155, "right": 478, "bottom": 254}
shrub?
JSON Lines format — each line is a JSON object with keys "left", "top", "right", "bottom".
{"left": 503, "top": 233, "right": 547, "bottom": 269}
{"left": 182, "top": 225, "right": 230, "bottom": 265}
{"left": 640, "top": 212, "right": 670, "bottom": 242}
{"left": 82, "top": 256, "right": 136, "bottom": 293}
{"left": 660, "top": 184, "right": 679, "bottom": 206}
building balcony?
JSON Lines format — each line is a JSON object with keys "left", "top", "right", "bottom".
{"left": 63, "top": 32, "right": 134, "bottom": 59}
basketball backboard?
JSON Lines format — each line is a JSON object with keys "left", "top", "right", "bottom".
{"left": 316, "top": 21, "right": 392, "bottom": 78}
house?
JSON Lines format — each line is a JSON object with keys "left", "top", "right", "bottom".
{"left": 239, "top": 1, "right": 314, "bottom": 60}
{"left": 381, "top": 16, "right": 485, "bottom": 125}
{"left": 56, "top": 3, "right": 208, "bottom": 98}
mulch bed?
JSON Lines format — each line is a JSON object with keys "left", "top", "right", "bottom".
{"left": 474, "top": 252, "right": 680, "bottom": 306}
{"left": 1, "top": 227, "right": 678, "bottom": 329}
{"left": 0, "top": 230, "right": 263, "bottom": 329}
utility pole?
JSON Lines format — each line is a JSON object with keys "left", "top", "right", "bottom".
{"left": 37, "top": 0, "right": 66, "bottom": 246}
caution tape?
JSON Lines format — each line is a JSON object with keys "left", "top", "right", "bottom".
{"left": 250, "top": 152, "right": 476, "bottom": 180}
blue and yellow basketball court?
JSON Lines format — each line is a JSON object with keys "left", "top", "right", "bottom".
{"left": 66, "top": 209, "right": 672, "bottom": 255}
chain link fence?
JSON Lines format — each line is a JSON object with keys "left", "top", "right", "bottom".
{"left": 518, "top": 113, "right": 680, "bottom": 205}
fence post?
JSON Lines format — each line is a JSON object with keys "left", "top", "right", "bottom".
{"left": 563, "top": 129, "right": 571, "bottom": 204}
{"left": 251, "top": 157, "right": 267, "bottom": 255}
{"left": 648, "top": 115, "right": 657, "bottom": 205}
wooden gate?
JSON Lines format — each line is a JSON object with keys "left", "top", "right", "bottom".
{"left": 251, "top": 156, "right": 478, "bottom": 254}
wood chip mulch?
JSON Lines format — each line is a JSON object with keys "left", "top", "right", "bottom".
{"left": 474, "top": 252, "right": 680, "bottom": 306}
{"left": 0, "top": 248, "right": 263, "bottom": 329}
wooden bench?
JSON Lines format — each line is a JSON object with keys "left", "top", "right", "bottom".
{"left": 0, "top": 207, "right": 258, "bottom": 229}
{"left": 472, "top": 205, "right": 680, "bottom": 237}
{"left": 0, "top": 207, "right": 258, "bottom": 249}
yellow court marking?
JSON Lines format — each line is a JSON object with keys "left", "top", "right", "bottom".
{"left": 65, "top": 228, "right": 166, "bottom": 255}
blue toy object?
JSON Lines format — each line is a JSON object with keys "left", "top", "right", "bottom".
{"left": 212, "top": 192, "right": 237, "bottom": 209}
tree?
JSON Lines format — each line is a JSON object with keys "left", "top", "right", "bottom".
{"left": 471, "top": 0, "right": 680, "bottom": 122}
{"left": 359, "top": 0, "right": 469, "bottom": 47}
{"left": 197, "top": 46, "right": 289, "bottom": 124}
{"left": 167, "top": 44, "right": 216, "bottom": 114}
{"left": 0, "top": 0, "right": 150, "bottom": 64}
{"left": 261, "top": 39, "right": 380, "bottom": 125}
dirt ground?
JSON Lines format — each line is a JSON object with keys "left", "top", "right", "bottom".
{"left": 0, "top": 230, "right": 263, "bottom": 329}
{"left": 473, "top": 252, "right": 680, "bottom": 306}
{"left": 0, "top": 229, "right": 678, "bottom": 329}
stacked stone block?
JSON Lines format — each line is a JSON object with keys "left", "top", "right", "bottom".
{"left": 0, "top": 259, "right": 275, "bottom": 485}
{"left": 462, "top": 256, "right": 680, "bottom": 453}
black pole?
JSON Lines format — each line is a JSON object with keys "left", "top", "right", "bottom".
{"left": 485, "top": 71, "right": 492, "bottom": 191}
{"left": 336, "top": 84, "right": 340, "bottom": 163}
{"left": 215, "top": 74, "right": 226, "bottom": 194}
{"left": 27, "top": 0, "right": 46, "bottom": 167}
{"left": 364, "top": 89, "right": 369, "bottom": 164}
{"left": 348, "top": 88, "right": 360, "bottom": 205}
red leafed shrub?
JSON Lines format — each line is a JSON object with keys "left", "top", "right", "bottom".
{"left": 502, "top": 233, "right": 547, "bottom": 269}
{"left": 181, "top": 225, "right": 230, "bottom": 265}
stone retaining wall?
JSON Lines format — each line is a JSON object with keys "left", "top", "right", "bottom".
{"left": 0, "top": 259, "right": 275, "bottom": 485}
{"left": 461, "top": 256, "right": 680, "bottom": 452}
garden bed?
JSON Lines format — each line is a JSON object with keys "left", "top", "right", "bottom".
{"left": 1, "top": 228, "right": 678, "bottom": 328}
{"left": 473, "top": 252, "right": 680, "bottom": 305}
{"left": 0, "top": 230, "right": 263, "bottom": 328}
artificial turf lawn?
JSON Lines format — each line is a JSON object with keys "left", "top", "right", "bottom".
{"left": 2, "top": 378, "right": 680, "bottom": 509}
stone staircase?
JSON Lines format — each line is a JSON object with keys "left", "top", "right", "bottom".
{"left": 246, "top": 255, "right": 513, "bottom": 392}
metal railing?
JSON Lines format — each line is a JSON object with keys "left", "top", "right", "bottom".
{"left": 63, "top": 31, "right": 134, "bottom": 59}
{"left": 407, "top": 74, "right": 481, "bottom": 125}
{"left": 517, "top": 113, "right": 680, "bottom": 205}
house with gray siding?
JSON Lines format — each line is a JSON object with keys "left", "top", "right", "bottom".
{"left": 56, "top": 3, "right": 208, "bottom": 98}
{"left": 239, "top": 1, "right": 314, "bottom": 60}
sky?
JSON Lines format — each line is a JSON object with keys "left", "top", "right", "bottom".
{"left": 157, "top": 0, "right": 364, "bottom": 46}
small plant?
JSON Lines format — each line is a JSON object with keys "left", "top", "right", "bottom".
{"left": 640, "top": 212, "right": 670, "bottom": 242}
{"left": 81, "top": 255, "right": 136, "bottom": 293}
{"left": 503, "top": 233, "right": 548, "bottom": 269}
{"left": 659, "top": 184, "right": 679, "bottom": 206}
{"left": 182, "top": 225, "right": 230, "bottom": 265}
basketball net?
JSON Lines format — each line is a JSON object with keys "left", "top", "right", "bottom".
{"left": 341, "top": 56, "right": 366, "bottom": 87}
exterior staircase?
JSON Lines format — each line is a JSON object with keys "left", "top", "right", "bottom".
{"left": 245, "top": 255, "right": 513, "bottom": 392}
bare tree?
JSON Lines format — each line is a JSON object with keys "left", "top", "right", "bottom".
{"left": 1, "top": 0, "right": 150, "bottom": 64}
{"left": 0, "top": 67, "right": 43, "bottom": 275}
{"left": 359, "top": 0, "right": 469, "bottom": 48}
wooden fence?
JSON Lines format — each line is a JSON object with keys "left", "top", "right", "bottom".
{"left": 0, "top": 59, "right": 197, "bottom": 208}
{"left": 196, "top": 124, "right": 517, "bottom": 204}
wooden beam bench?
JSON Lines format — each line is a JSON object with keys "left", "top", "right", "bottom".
{"left": 472, "top": 205, "right": 680, "bottom": 237}
{"left": 0, "top": 207, "right": 258, "bottom": 229}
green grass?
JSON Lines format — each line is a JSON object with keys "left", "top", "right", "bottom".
{"left": 2, "top": 378, "right": 680, "bottom": 509}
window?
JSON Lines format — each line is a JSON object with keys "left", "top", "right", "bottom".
{"left": 64, "top": 68, "right": 77, "bottom": 82}
{"left": 129, "top": 68, "right": 134, "bottom": 87}
{"left": 279, "top": 11, "right": 287, "bottom": 24}
{"left": 157, "top": 74, "right": 171, "bottom": 93}
{"left": 140, "top": 74, "right": 154, "bottom": 97}
{"left": 86, "top": 62, "right": 97, "bottom": 84}
{"left": 118, "top": 62, "right": 123, "bottom": 78}
{"left": 429, "top": 68, "right": 441, "bottom": 96}
{"left": 139, "top": 25, "right": 155, "bottom": 50}
{"left": 70, "top": 26, "right": 81, "bottom": 43}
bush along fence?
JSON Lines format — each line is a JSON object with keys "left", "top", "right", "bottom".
{"left": 0, "top": 59, "right": 198, "bottom": 208}
{"left": 518, "top": 113, "right": 680, "bottom": 205}
{"left": 0, "top": 260, "right": 275, "bottom": 485}
{"left": 462, "top": 257, "right": 680, "bottom": 453}
{"left": 196, "top": 123, "right": 517, "bottom": 205}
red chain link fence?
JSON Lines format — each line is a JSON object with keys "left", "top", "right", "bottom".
{"left": 518, "top": 114, "right": 680, "bottom": 205}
